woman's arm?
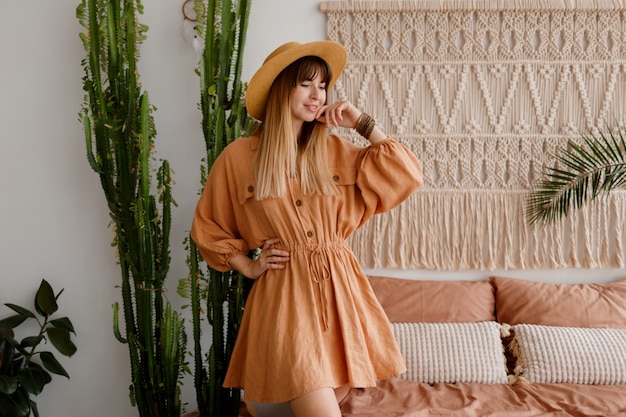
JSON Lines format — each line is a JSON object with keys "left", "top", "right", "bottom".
{"left": 316, "top": 99, "right": 388, "bottom": 144}
{"left": 364, "top": 125, "right": 388, "bottom": 145}
{"left": 228, "top": 238, "right": 290, "bottom": 279}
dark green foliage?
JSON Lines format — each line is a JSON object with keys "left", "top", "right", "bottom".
{"left": 178, "top": 1, "right": 255, "bottom": 416}
{"left": 0, "top": 279, "right": 76, "bottom": 417}
{"left": 527, "top": 124, "right": 626, "bottom": 224}
{"left": 76, "top": 1, "right": 187, "bottom": 415}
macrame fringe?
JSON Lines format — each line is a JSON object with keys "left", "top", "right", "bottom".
{"left": 320, "top": 0, "right": 626, "bottom": 12}
{"left": 348, "top": 191, "right": 626, "bottom": 270}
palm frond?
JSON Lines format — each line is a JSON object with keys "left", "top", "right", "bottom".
{"left": 526, "top": 124, "right": 626, "bottom": 225}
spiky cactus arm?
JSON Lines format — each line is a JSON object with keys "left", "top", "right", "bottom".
{"left": 78, "top": 1, "right": 185, "bottom": 416}
{"left": 181, "top": 1, "right": 253, "bottom": 416}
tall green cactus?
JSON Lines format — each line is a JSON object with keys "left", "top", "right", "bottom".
{"left": 181, "top": 1, "right": 254, "bottom": 416}
{"left": 77, "top": 1, "right": 187, "bottom": 416}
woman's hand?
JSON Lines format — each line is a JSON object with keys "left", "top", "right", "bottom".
{"left": 315, "top": 99, "right": 361, "bottom": 129}
{"left": 228, "top": 238, "right": 290, "bottom": 279}
{"left": 316, "top": 99, "right": 388, "bottom": 144}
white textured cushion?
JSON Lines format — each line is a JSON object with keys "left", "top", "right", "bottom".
{"left": 514, "top": 324, "right": 626, "bottom": 384}
{"left": 392, "top": 321, "right": 508, "bottom": 384}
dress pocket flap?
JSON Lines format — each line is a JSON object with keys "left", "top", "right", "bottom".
{"left": 237, "top": 184, "right": 256, "bottom": 205}
{"left": 331, "top": 166, "right": 357, "bottom": 185}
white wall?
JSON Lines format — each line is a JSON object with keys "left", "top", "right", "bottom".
{"left": 0, "top": 1, "right": 624, "bottom": 416}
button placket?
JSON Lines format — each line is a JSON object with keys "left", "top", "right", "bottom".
{"left": 289, "top": 181, "right": 316, "bottom": 241}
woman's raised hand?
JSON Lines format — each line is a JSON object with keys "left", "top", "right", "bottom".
{"left": 316, "top": 99, "right": 388, "bottom": 144}
{"left": 316, "top": 99, "right": 362, "bottom": 130}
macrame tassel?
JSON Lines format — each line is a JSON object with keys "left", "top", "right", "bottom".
{"left": 500, "top": 323, "right": 511, "bottom": 338}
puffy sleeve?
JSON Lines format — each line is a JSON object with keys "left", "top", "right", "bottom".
{"left": 356, "top": 137, "right": 423, "bottom": 226}
{"left": 190, "top": 147, "right": 249, "bottom": 272}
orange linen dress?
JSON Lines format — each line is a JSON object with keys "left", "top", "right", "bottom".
{"left": 191, "top": 134, "right": 423, "bottom": 403}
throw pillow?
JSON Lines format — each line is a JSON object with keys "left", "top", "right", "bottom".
{"left": 513, "top": 324, "right": 626, "bottom": 384}
{"left": 392, "top": 321, "right": 508, "bottom": 384}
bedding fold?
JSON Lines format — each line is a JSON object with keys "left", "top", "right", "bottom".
{"left": 340, "top": 377, "right": 626, "bottom": 417}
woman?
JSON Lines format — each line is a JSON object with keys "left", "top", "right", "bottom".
{"left": 191, "top": 40, "right": 423, "bottom": 417}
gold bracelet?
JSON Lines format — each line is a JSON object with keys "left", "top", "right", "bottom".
{"left": 355, "top": 113, "right": 375, "bottom": 139}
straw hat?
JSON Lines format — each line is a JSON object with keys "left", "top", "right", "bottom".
{"left": 245, "top": 41, "right": 347, "bottom": 121}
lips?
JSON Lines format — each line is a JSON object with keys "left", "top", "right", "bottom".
{"left": 305, "top": 105, "right": 319, "bottom": 112}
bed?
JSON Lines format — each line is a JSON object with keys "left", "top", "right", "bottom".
{"left": 338, "top": 275, "right": 626, "bottom": 417}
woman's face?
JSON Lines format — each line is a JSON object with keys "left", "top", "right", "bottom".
{"left": 289, "top": 72, "right": 327, "bottom": 128}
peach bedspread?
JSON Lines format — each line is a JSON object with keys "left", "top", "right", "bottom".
{"left": 340, "top": 377, "right": 626, "bottom": 417}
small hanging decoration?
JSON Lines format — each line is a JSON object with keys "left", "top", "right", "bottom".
{"left": 181, "top": 0, "right": 204, "bottom": 61}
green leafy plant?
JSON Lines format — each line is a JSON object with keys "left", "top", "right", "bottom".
{"left": 177, "top": 1, "right": 255, "bottom": 416}
{"left": 76, "top": 0, "right": 187, "bottom": 415}
{"left": 526, "top": 124, "right": 626, "bottom": 224}
{"left": 0, "top": 279, "right": 76, "bottom": 417}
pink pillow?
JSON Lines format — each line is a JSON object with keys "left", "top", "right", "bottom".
{"left": 367, "top": 276, "right": 495, "bottom": 323}
{"left": 490, "top": 276, "right": 626, "bottom": 328}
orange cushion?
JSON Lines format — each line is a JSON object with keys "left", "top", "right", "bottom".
{"left": 367, "top": 276, "right": 496, "bottom": 323}
{"left": 490, "top": 276, "right": 626, "bottom": 328}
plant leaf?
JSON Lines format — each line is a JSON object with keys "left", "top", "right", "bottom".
{"left": 526, "top": 124, "right": 626, "bottom": 224}
{"left": 0, "top": 315, "right": 28, "bottom": 331}
{"left": 19, "top": 336, "right": 43, "bottom": 349}
{"left": 0, "top": 328, "right": 14, "bottom": 340}
{"left": 0, "top": 387, "right": 31, "bottom": 417}
{"left": 35, "top": 280, "right": 58, "bottom": 317}
{"left": 50, "top": 317, "right": 75, "bottom": 334}
{"left": 4, "top": 304, "right": 36, "bottom": 319}
{"left": 17, "top": 367, "right": 50, "bottom": 395}
{"left": 46, "top": 328, "right": 77, "bottom": 357}
{"left": 0, "top": 375, "right": 17, "bottom": 394}
{"left": 39, "top": 352, "right": 69, "bottom": 379}
{"left": 0, "top": 338, "right": 15, "bottom": 374}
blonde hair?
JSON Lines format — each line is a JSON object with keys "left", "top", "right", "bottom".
{"left": 253, "top": 57, "right": 338, "bottom": 200}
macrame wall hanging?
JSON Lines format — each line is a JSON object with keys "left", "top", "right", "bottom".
{"left": 321, "top": 0, "right": 626, "bottom": 271}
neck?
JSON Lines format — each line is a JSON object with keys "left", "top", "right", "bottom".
{"left": 293, "top": 121, "right": 303, "bottom": 139}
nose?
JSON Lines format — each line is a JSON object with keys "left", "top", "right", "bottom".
{"left": 311, "top": 85, "right": 324, "bottom": 100}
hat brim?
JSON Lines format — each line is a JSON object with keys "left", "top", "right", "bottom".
{"left": 246, "top": 41, "right": 347, "bottom": 121}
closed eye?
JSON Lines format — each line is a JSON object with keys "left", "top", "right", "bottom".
{"left": 300, "top": 81, "right": 327, "bottom": 90}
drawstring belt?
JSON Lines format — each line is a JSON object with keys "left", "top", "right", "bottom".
{"left": 288, "top": 240, "right": 347, "bottom": 331}
{"left": 310, "top": 246, "right": 332, "bottom": 330}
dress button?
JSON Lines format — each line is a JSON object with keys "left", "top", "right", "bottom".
{"left": 307, "top": 231, "right": 314, "bottom": 238}
{"left": 295, "top": 199, "right": 302, "bottom": 206}
{"left": 247, "top": 185, "right": 254, "bottom": 192}
{"left": 333, "top": 175, "right": 340, "bottom": 182}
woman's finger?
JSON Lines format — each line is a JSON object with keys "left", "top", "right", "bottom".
{"left": 258, "top": 239, "right": 289, "bottom": 271}
{"left": 262, "top": 238, "right": 281, "bottom": 250}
